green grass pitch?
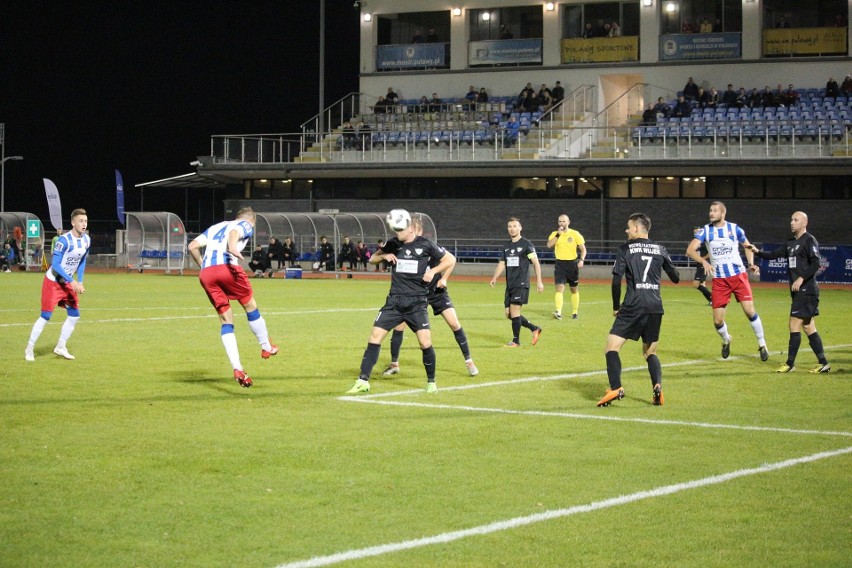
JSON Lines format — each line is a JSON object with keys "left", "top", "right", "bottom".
{"left": 1, "top": 272, "right": 850, "bottom": 567}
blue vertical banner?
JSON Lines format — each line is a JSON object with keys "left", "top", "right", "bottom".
{"left": 115, "top": 169, "right": 125, "bottom": 226}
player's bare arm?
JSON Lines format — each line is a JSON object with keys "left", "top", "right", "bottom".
{"left": 577, "top": 243, "right": 587, "bottom": 267}
{"left": 227, "top": 229, "right": 245, "bottom": 260}
{"left": 489, "top": 260, "right": 506, "bottom": 287}
{"left": 187, "top": 239, "right": 204, "bottom": 267}
{"left": 424, "top": 251, "right": 455, "bottom": 283}
{"left": 687, "top": 238, "right": 712, "bottom": 272}
{"left": 531, "top": 255, "right": 545, "bottom": 292}
{"left": 742, "top": 240, "right": 759, "bottom": 273}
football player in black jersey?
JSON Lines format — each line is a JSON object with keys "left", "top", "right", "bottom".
{"left": 489, "top": 217, "right": 544, "bottom": 347}
{"left": 346, "top": 213, "right": 456, "bottom": 394}
{"left": 381, "top": 217, "right": 478, "bottom": 378}
{"left": 747, "top": 211, "right": 830, "bottom": 374}
{"left": 598, "top": 213, "right": 680, "bottom": 407}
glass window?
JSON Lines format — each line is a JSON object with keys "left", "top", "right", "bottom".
{"left": 658, "top": 176, "right": 683, "bottom": 197}
{"left": 470, "top": 6, "right": 543, "bottom": 41}
{"left": 631, "top": 177, "right": 654, "bottom": 197}
{"left": 609, "top": 177, "right": 630, "bottom": 197}
{"left": 765, "top": 177, "right": 793, "bottom": 198}
{"left": 763, "top": 0, "right": 847, "bottom": 28}
{"left": 562, "top": 2, "right": 639, "bottom": 38}
{"left": 736, "top": 177, "right": 763, "bottom": 198}
{"left": 661, "top": 0, "right": 741, "bottom": 34}
{"left": 377, "top": 11, "right": 450, "bottom": 45}
{"left": 707, "top": 176, "right": 733, "bottom": 198}
{"left": 794, "top": 177, "right": 822, "bottom": 198}
{"left": 578, "top": 177, "right": 604, "bottom": 198}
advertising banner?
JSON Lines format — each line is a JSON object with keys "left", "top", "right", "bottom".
{"left": 469, "top": 38, "right": 543, "bottom": 65}
{"left": 659, "top": 32, "right": 741, "bottom": 61}
{"left": 43, "top": 178, "right": 63, "bottom": 231}
{"left": 757, "top": 244, "right": 852, "bottom": 284}
{"left": 376, "top": 43, "right": 446, "bottom": 70}
{"left": 561, "top": 37, "right": 639, "bottom": 63}
{"left": 763, "top": 27, "right": 847, "bottom": 56}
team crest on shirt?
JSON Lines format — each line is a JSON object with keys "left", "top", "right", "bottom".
{"left": 415, "top": 248, "right": 423, "bottom": 255}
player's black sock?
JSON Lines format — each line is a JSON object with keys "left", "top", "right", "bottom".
{"left": 519, "top": 315, "right": 537, "bottom": 331}
{"left": 698, "top": 284, "right": 712, "bottom": 302}
{"left": 421, "top": 346, "right": 436, "bottom": 380}
{"left": 359, "top": 343, "right": 381, "bottom": 380}
{"left": 646, "top": 354, "right": 662, "bottom": 387}
{"left": 807, "top": 332, "right": 828, "bottom": 364}
{"left": 511, "top": 317, "right": 521, "bottom": 343}
{"left": 453, "top": 328, "right": 471, "bottom": 360}
{"left": 390, "top": 329, "right": 404, "bottom": 362}
{"left": 605, "top": 351, "right": 622, "bottom": 390}
{"left": 786, "top": 332, "right": 801, "bottom": 367}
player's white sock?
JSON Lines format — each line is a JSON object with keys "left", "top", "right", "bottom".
{"left": 715, "top": 323, "right": 730, "bottom": 342}
{"left": 221, "top": 331, "right": 242, "bottom": 370}
{"left": 56, "top": 316, "right": 80, "bottom": 348}
{"left": 27, "top": 317, "right": 49, "bottom": 348}
{"left": 247, "top": 312, "right": 271, "bottom": 351}
{"left": 749, "top": 314, "right": 766, "bottom": 347}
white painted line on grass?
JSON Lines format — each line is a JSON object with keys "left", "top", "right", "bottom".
{"left": 339, "top": 398, "right": 852, "bottom": 438}
{"left": 273, "top": 445, "right": 852, "bottom": 568}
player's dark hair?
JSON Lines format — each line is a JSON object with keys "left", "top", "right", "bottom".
{"left": 508, "top": 217, "right": 521, "bottom": 223}
{"left": 628, "top": 212, "right": 651, "bottom": 232}
{"left": 70, "top": 208, "right": 87, "bottom": 219}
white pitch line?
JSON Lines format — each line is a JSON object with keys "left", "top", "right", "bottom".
{"left": 339, "top": 398, "right": 852, "bottom": 438}
{"left": 273, "top": 445, "right": 852, "bottom": 568}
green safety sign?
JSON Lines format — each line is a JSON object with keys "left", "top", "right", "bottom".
{"left": 27, "top": 220, "right": 41, "bottom": 239}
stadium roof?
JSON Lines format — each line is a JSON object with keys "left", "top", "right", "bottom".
{"left": 134, "top": 172, "right": 224, "bottom": 190}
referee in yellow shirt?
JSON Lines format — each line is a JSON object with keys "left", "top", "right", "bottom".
{"left": 547, "top": 214, "right": 586, "bottom": 320}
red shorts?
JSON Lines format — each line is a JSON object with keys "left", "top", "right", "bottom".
{"left": 41, "top": 277, "right": 79, "bottom": 313}
{"left": 198, "top": 264, "right": 254, "bottom": 314}
{"left": 711, "top": 272, "right": 753, "bottom": 308}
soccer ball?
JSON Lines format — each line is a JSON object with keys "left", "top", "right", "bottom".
{"left": 386, "top": 209, "right": 412, "bottom": 232}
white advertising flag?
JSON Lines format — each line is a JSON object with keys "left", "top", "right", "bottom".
{"left": 43, "top": 178, "right": 64, "bottom": 231}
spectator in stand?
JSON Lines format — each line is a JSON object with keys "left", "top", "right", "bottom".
{"left": 696, "top": 87, "right": 708, "bottom": 108}
{"left": 681, "top": 21, "right": 695, "bottom": 33}
{"left": 536, "top": 84, "right": 553, "bottom": 111}
{"left": 641, "top": 103, "right": 657, "bottom": 126}
{"left": 682, "top": 77, "right": 700, "bottom": 102}
{"left": 706, "top": 87, "right": 720, "bottom": 109}
{"left": 735, "top": 87, "right": 749, "bottom": 108}
{"left": 429, "top": 93, "right": 442, "bottom": 113}
{"left": 500, "top": 24, "right": 514, "bottom": 39}
{"left": 776, "top": 17, "right": 790, "bottom": 28}
{"left": 747, "top": 88, "right": 762, "bottom": 108}
{"left": 713, "top": 18, "right": 723, "bottom": 32}
{"left": 356, "top": 121, "right": 371, "bottom": 150}
{"left": 355, "top": 241, "right": 371, "bottom": 271}
{"left": 594, "top": 19, "right": 607, "bottom": 37}
{"left": 340, "top": 119, "right": 356, "bottom": 150}
{"left": 463, "top": 85, "right": 478, "bottom": 110}
{"left": 653, "top": 96, "right": 672, "bottom": 118}
{"left": 318, "top": 236, "right": 334, "bottom": 271}
{"left": 722, "top": 84, "right": 738, "bottom": 107}
{"left": 374, "top": 240, "right": 389, "bottom": 272}
{"left": 760, "top": 86, "right": 777, "bottom": 108}
{"left": 582, "top": 22, "right": 595, "bottom": 38}
{"left": 385, "top": 87, "right": 399, "bottom": 105}
{"left": 699, "top": 18, "right": 713, "bottom": 33}
{"left": 338, "top": 236, "right": 357, "bottom": 271}
{"left": 267, "top": 237, "right": 284, "bottom": 270}
{"left": 477, "top": 87, "right": 489, "bottom": 103}
{"left": 608, "top": 21, "right": 622, "bottom": 37}
{"left": 551, "top": 81, "right": 565, "bottom": 104}
{"left": 416, "top": 95, "right": 429, "bottom": 113}
{"left": 672, "top": 95, "right": 692, "bottom": 119}
{"left": 248, "top": 245, "right": 270, "bottom": 278}
{"left": 503, "top": 115, "right": 521, "bottom": 147}
{"left": 282, "top": 237, "right": 297, "bottom": 267}
{"left": 412, "top": 29, "right": 424, "bottom": 43}
{"left": 372, "top": 95, "right": 389, "bottom": 114}
{"left": 427, "top": 28, "right": 439, "bottom": 42}
{"left": 841, "top": 76, "right": 852, "bottom": 96}
{"left": 825, "top": 77, "right": 840, "bottom": 98}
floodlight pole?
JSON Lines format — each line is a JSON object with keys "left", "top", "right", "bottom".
{"left": 318, "top": 0, "right": 326, "bottom": 144}
{"left": 1, "top": 141, "right": 25, "bottom": 213}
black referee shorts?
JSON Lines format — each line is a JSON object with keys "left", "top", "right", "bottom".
{"left": 554, "top": 259, "right": 580, "bottom": 287}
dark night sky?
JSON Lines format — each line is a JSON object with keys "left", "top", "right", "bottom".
{"left": 1, "top": 1, "right": 360, "bottom": 223}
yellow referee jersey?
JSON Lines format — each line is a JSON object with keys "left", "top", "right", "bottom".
{"left": 548, "top": 229, "right": 585, "bottom": 260}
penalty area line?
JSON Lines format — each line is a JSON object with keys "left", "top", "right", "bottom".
{"left": 273, "top": 446, "right": 852, "bottom": 568}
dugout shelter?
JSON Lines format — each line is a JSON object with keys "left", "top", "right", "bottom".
{"left": 0, "top": 212, "right": 45, "bottom": 271}
{"left": 251, "top": 211, "right": 436, "bottom": 267}
{"left": 123, "top": 212, "right": 187, "bottom": 274}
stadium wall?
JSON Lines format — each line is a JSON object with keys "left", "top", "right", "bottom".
{"left": 225, "top": 199, "right": 851, "bottom": 244}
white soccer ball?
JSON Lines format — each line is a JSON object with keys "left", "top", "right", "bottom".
{"left": 386, "top": 209, "right": 412, "bottom": 232}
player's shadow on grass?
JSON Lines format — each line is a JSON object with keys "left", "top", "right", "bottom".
{"left": 173, "top": 370, "right": 258, "bottom": 396}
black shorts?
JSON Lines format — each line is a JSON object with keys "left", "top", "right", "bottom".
{"left": 428, "top": 288, "right": 454, "bottom": 316}
{"left": 504, "top": 286, "right": 530, "bottom": 307}
{"left": 790, "top": 293, "right": 819, "bottom": 320}
{"left": 554, "top": 259, "right": 579, "bottom": 287}
{"left": 694, "top": 264, "right": 707, "bottom": 282}
{"left": 373, "top": 295, "right": 430, "bottom": 332}
{"left": 609, "top": 312, "right": 663, "bottom": 343}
